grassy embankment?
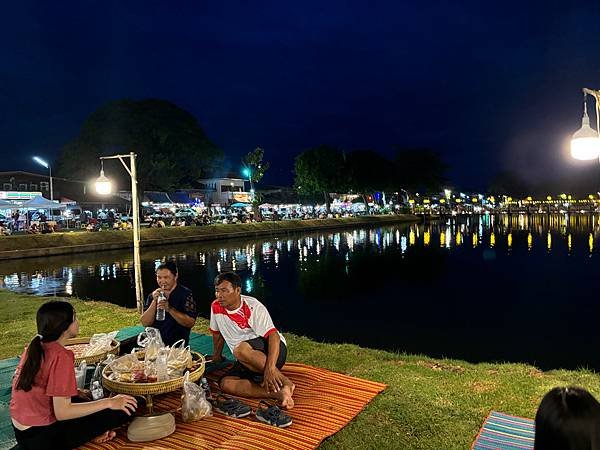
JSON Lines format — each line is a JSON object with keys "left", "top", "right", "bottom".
{"left": 2, "top": 292, "right": 600, "bottom": 449}
{"left": 0, "top": 216, "right": 417, "bottom": 253}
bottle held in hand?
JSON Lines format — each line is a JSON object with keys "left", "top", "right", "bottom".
{"left": 155, "top": 290, "right": 166, "bottom": 321}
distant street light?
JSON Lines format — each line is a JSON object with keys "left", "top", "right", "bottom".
{"left": 242, "top": 167, "right": 254, "bottom": 202}
{"left": 32, "top": 156, "right": 53, "bottom": 200}
{"left": 571, "top": 88, "right": 600, "bottom": 161}
{"left": 95, "top": 152, "right": 143, "bottom": 313}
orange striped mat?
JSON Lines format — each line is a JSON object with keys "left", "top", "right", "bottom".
{"left": 78, "top": 363, "right": 386, "bottom": 450}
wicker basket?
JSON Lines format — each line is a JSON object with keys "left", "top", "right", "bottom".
{"left": 102, "top": 351, "right": 205, "bottom": 397}
{"left": 65, "top": 337, "right": 120, "bottom": 365}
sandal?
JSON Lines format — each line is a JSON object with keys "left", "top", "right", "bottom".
{"left": 255, "top": 400, "right": 292, "bottom": 428}
{"left": 212, "top": 394, "right": 252, "bottom": 419}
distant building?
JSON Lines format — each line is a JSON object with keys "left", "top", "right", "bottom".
{"left": 196, "top": 176, "right": 251, "bottom": 206}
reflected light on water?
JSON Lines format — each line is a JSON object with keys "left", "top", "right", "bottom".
{"left": 1, "top": 214, "right": 599, "bottom": 300}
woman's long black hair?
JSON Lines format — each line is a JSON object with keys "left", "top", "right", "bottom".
{"left": 15, "top": 301, "right": 75, "bottom": 392}
{"left": 535, "top": 386, "right": 600, "bottom": 450}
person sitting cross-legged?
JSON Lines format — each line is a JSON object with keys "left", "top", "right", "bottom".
{"left": 209, "top": 272, "right": 295, "bottom": 424}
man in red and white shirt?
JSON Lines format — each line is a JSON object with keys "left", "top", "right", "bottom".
{"left": 209, "top": 272, "right": 295, "bottom": 409}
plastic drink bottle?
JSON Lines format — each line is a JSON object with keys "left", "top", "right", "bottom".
{"left": 156, "top": 290, "right": 166, "bottom": 321}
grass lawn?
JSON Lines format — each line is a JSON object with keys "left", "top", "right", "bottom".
{"left": 1, "top": 291, "right": 599, "bottom": 449}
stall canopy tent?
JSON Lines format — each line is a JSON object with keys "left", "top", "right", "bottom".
{"left": 20, "top": 196, "right": 66, "bottom": 210}
{"left": 169, "top": 192, "right": 193, "bottom": 204}
{"left": 230, "top": 202, "right": 250, "bottom": 208}
{"left": 0, "top": 199, "right": 13, "bottom": 207}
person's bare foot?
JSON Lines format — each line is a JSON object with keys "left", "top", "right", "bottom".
{"left": 276, "top": 384, "right": 295, "bottom": 409}
{"left": 92, "top": 430, "right": 116, "bottom": 443}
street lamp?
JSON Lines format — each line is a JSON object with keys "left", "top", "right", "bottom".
{"left": 95, "top": 152, "right": 143, "bottom": 313}
{"left": 571, "top": 88, "right": 600, "bottom": 161}
{"left": 32, "top": 156, "right": 53, "bottom": 200}
{"left": 242, "top": 167, "right": 254, "bottom": 202}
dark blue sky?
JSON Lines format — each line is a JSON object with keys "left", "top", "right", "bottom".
{"left": 2, "top": 1, "right": 600, "bottom": 189}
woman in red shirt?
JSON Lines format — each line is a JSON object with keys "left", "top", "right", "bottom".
{"left": 10, "top": 301, "right": 138, "bottom": 450}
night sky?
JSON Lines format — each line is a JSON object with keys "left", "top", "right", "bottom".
{"left": 2, "top": 1, "right": 600, "bottom": 190}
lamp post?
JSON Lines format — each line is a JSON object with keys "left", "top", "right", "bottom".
{"left": 32, "top": 156, "right": 53, "bottom": 201}
{"left": 95, "top": 152, "right": 143, "bottom": 313}
{"left": 242, "top": 167, "right": 254, "bottom": 202}
{"left": 571, "top": 88, "right": 600, "bottom": 161}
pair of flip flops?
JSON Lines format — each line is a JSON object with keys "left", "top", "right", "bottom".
{"left": 212, "top": 395, "right": 292, "bottom": 428}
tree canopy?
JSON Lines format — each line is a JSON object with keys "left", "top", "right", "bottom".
{"left": 394, "top": 148, "right": 448, "bottom": 193}
{"left": 294, "top": 145, "right": 347, "bottom": 211}
{"left": 55, "top": 99, "right": 223, "bottom": 192}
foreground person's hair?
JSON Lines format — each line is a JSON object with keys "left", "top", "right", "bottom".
{"left": 214, "top": 271, "right": 241, "bottom": 289}
{"left": 16, "top": 301, "right": 75, "bottom": 392}
{"left": 534, "top": 386, "right": 600, "bottom": 450}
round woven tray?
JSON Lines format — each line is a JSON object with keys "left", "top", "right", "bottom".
{"left": 102, "top": 351, "right": 205, "bottom": 396}
{"left": 65, "top": 337, "right": 120, "bottom": 365}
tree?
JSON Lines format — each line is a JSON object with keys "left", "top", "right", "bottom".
{"left": 294, "top": 145, "right": 347, "bottom": 213}
{"left": 393, "top": 148, "right": 448, "bottom": 193}
{"left": 346, "top": 150, "right": 394, "bottom": 211}
{"left": 242, "top": 147, "right": 270, "bottom": 215}
{"left": 55, "top": 99, "right": 223, "bottom": 193}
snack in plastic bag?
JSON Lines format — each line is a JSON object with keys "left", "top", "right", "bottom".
{"left": 181, "top": 372, "right": 212, "bottom": 422}
{"left": 168, "top": 339, "right": 192, "bottom": 378}
{"left": 109, "top": 353, "right": 144, "bottom": 382}
{"left": 137, "top": 327, "right": 164, "bottom": 361}
{"left": 82, "top": 331, "right": 118, "bottom": 357}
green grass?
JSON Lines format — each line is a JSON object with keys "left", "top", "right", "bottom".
{"left": 2, "top": 290, "right": 598, "bottom": 449}
{"left": 0, "top": 215, "right": 417, "bottom": 252}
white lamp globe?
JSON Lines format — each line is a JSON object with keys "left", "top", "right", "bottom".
{"left": 571, "top": 107, "right": 600, "bottom": 160}
{"left": 95, "top": 170, "right": 112, "bottom": 195}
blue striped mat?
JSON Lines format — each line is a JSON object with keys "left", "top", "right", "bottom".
{"left": 472, "top": 411, "right": 535, "bottom": 450}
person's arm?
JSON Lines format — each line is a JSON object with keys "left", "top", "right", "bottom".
{"left": 163, "top": 290, "right": 196, "bottom": 328}
{"left": 167, "top": 307, "right": 196, "bottom": 328}
{"left": 53, "top": 394, "right": 137, "bottom": 421}
{"left": 210, "top": 332, "right": 225, "bottom": 362}
{"left": 140, "top": 291, "right": 159, "bottom": 327}
{"left": 262, "top": 332, "right": 285, "bottom": 392}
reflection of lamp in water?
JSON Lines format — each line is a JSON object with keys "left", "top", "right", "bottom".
{"left": 507, "top": 232, "right": 512, "bottom": 249}
{"left": 472, "top": 233, "right": 478, "bottom": 248}
{"left": 568, "top": 234, "right": 572, "bottom": 253}
{"left": 409, "top": 229, "right": 415, "bottom": 246}
{"left": 440, "top": 230, "right": 445, "bottom": 247}
{"left": 456, "top": 230, "right": 462, "bottom": 246}
{"left": 590, "top": 233, "right": 594, "bottom": 253}
{"left": 490, "top": 232, "right": 496, "bottom": 248}
{"left": 424, "top": 230, "right": 430, "bottom": 246}
{"left": 527, "top": 232, "right": 533, "bottom": 250}
{"left": 547, "top": 231, "right": 552, "bottom": 251}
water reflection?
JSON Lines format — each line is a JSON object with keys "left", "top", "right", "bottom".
{"left": 1, "top": 213, "right": 599, "bottom": 370}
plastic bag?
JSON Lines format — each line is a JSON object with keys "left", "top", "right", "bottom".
{"left": 109, "top": 354, "right": 145, "bottom": 382}
{"left": 181, "top": 372, "right": 212, "bottom": 422}
{"left": 137, "top": 327, "right": 164, "bottom": 361}
{"left": 82, "top": 331, "right": 118, "bottom": 357}
{"left": 167, "top": 339, "right": 192, "bottom": 379}
{"left": 74, "top": 360, "right": 87, "bottom": 389}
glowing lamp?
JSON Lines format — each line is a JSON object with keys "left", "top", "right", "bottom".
{"left": 571, "top": 101, "right": 600, "bottom": 160}
{"left": 95, "top": 169, "right": 112, "bottom": 195}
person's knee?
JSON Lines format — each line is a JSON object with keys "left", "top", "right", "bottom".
{"left": 233, "top": 342, "right": 252, "bottom": 361}
{"left": 219, "top": 377, "right": 235, "bottom": 393}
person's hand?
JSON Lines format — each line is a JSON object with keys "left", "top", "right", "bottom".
{"left": 77, "top": 388, "right": 93, "bottom": 401}
{"left": 262, "top": 365, "right": 285, "bottom": 393}
{"left": 108, "top": 394, "right": 138, "bottom": 415}
{"left": 206, "top": 354, "right": 223, "bottom": 364}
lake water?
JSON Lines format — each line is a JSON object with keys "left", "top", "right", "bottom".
{"left": 1, "top": 214, "right": 599, "bottom": 371}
